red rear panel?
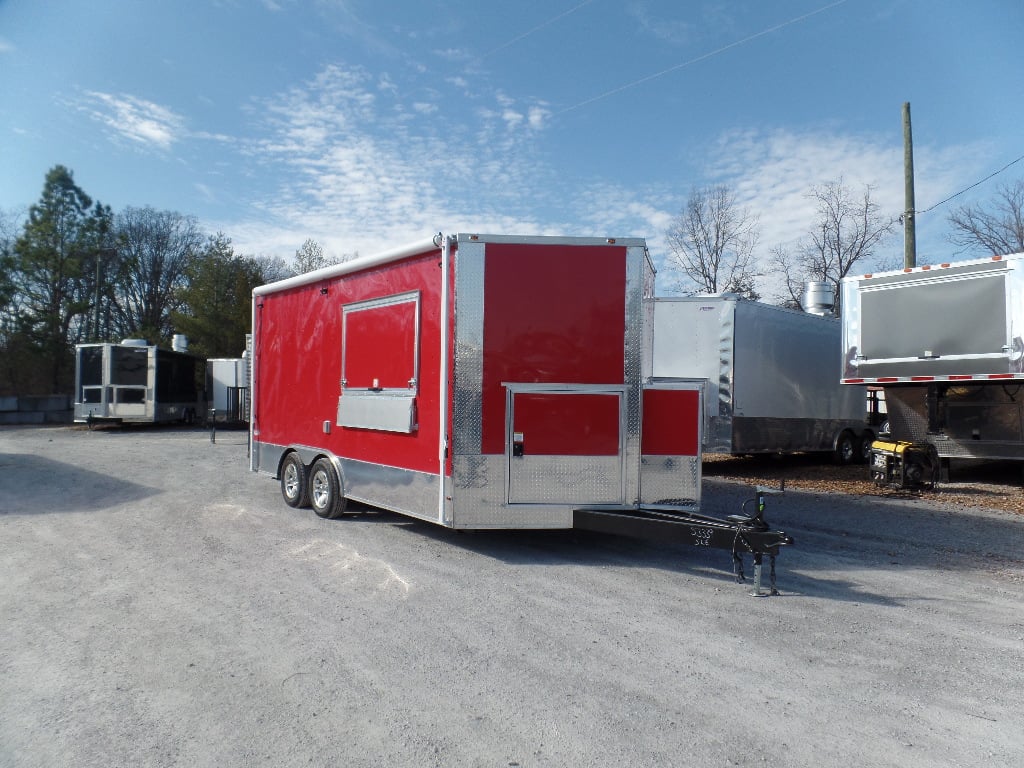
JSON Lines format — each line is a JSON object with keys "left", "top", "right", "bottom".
{"left": 640, "top": 383, "right": 702, "bottom": 507}
{"left": 642, "top": 387, "right": 700, "bottom": 456}
{"left": 480, "top": 242, "right": 627, "bottom": 455}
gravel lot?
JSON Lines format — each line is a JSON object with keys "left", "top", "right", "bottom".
{"left": 1, "top": 425, "right": 1022, "bottom": 768}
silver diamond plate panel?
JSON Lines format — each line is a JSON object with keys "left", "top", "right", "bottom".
{"left": 452, "top": 239, "right": 486, "bottom": 456}
{"left": 623, "top": 246, "right": 647, "bottom": 505}
{"left": 508, "top": 455, "right": 623, "bottom": 505}
{"left": 885, "top": 386, "right": 930, "bottom": 443}
{"left": 451, "top": 455, "right": 573, "bottom": 528}
{"left": 640, "top": 455, "right": 700, "bottom": 507}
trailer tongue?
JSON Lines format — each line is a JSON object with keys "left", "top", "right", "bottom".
{"left": 575, "top": 484, "right": 793, "bottom": 596}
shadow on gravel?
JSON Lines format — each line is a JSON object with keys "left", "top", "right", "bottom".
{"left": 334, "top": 488, "right": 1023, "bottom": 606}
{"left": 338, "top": 503, "right": 738, "bottom": 570}
{"left": 0, "top": 452, "right": 159, "bottom": 515}
{"left": 332, "top": 504, "right": 805, "bottom": 594}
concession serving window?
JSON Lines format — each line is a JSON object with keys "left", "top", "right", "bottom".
{"left": 336, "top": 290, "right": 421, "bottom": 433}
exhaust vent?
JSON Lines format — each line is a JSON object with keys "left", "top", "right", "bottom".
{"left": 801, "top": 281, "right": 834, "bottom": 316}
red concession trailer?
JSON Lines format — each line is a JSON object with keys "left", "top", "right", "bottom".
{"left": 250, "top": 232, "right": 709, "bottom": 532}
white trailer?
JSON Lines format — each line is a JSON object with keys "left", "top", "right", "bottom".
{"left": 206, "top": 356, "right": 249, "bottom": 424}
{"left": 841, "top": 252, "right": 1024, "bottom": 462}
{"left": 653, "top": 295, "right": 873, "bottom": 463}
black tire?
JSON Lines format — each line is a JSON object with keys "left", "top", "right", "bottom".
{"left": 280, "top": 452, "right": 310, "bottom": 508}
{"left": 310, "top": 457, "right": 347, "bottom": 519}
{"left": 835, "top": 431, "right": 857, "bottom": 465}
{"left": 858, "top": 431, "right": 875, "bottom": 464}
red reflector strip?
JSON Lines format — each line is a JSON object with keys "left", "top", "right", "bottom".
{"left": 988, "top": 373, "right": 1015, "bottom": 379}
{"left": 843, "top": 378, "right": 865, "bottom": 384}
{"left": 949, "top": 375, "right": 974, "bottom": 380}
{"left": 876, "top": 377, "right": 899, "bottom": 382}
{"left": 910, "top": 376, "right": 934, "bottom": 381}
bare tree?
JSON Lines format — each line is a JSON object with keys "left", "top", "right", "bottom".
{"left": 773, "top": 180, "right": 895, "bottom": 315}
{"left": 111, "top": 206, "right": 204, "bottom": 344}
{"left": 293, "top": 238, "right": 337, "bottom": 274}
{"left": 664, "top": 185, "right": 760, "bottom": 297}
{"left": 947, "top": 179, "right": 1024, "bottom": 257}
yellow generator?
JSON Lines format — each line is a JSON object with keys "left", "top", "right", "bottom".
{"left": 868, "top": 439, "right": 939, "bottom": 491}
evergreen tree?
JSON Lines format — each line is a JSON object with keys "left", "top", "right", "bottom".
{"left": 172, "top": 233, "right": 268, "bottom": 358}
{"left": 11, "top": 166, "right": 109, "bottom": 392}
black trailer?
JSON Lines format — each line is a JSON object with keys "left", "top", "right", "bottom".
{"left": 74, "top": 341, "right": 204, "bottom": 426}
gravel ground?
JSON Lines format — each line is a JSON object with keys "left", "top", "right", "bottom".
{"left": 1, "top": 426, "right": 1022, "bottom": 768}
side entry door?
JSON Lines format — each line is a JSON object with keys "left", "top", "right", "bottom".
{"left": 505, "top": 385, "right": 626, "bottom": 505}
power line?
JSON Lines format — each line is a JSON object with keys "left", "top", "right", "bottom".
{"left": 479, "top": 0, "right": 595, "bottom": 60}
{"left": 556, "top": 0, "right": 848, "bottom": 115}
{"left": 916, "top": 153, "right": 1024, "bottom": 215}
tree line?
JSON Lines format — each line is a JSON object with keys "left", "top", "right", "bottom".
{"left": 665, "top": 177, "right": 1024, "bottom": 314}
{"left": 2, "top": 165, "right": 1021, "bottom": 396}
{"left": 0, "top": 166, "right": 345, "bottom": 396}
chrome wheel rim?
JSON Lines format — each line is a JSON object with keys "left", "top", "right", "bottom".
{"left": 312, "top": 470, "right": 330, "bottom": 509}
{"left": 283, "top": 463, "right": 299, "bottom": 499}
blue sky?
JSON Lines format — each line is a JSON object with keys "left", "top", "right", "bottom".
{"left": 1, "top": 0, "right": 1022, "bottom": 299}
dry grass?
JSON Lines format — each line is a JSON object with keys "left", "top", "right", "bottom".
{"left": 702, "top": 453, "right": 1024, "bottom": 516}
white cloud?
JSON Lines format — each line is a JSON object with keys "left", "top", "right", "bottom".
{"left": 0, "top": 38, "right": 14, "bottom": 54}
{"left": 502, "top": 109, "right": 524, "bottom": 129}
{"left": 224, "top": 61, "right": 994, "bottom": 300}
{"left": 527, "top": 106, "right": 549, "bottom": 130}
{"left": 80, "top": 92, "right": 185, "bottom": 150}
{"left": 229, "top": 63, "right": 561, "bottom": 258}
{"left": 627, "top": 3, "right": 695, "bottom": 46}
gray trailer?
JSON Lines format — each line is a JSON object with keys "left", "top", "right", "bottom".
{"left": 73, "top": 340, "right": 204, "bottom": 426}
{"left": 841, "top": 252, "right": 1024, "bottom": 461}
{"left": 652, "top": 295, "right": 872, "bottom": 462}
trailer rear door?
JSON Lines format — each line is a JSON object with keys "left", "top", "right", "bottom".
{"left": 505, "top": 385, "right": 625, "bottom": 505}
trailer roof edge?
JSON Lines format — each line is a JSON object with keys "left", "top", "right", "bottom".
{"left": 253, "top": 236, "right": 441, "bottom": 297}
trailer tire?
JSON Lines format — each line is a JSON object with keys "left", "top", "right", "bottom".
{"left": 280, "top": 452, "right": 310, "bottom": 509}
{"left": 858, "top": 431, "right": 875, "bottom": 464}
{"left": 835, "top": 431, "right": 857, "bottom": 465}
{"left": 310, "top": 458, "right": 347, "bottom": 519}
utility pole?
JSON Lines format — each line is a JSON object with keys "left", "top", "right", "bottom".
{"left": 903, "top": 102, "right": 917, "bottom": 268}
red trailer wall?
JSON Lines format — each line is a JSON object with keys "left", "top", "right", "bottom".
{"left": 641, "top": 387, "right": 700, "bottom": 456}
{"left": 253, "top": 250, "right": 443, "bottom": 474}
{"left": 479, "top": 242, "right": 627, "bottom": 455}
